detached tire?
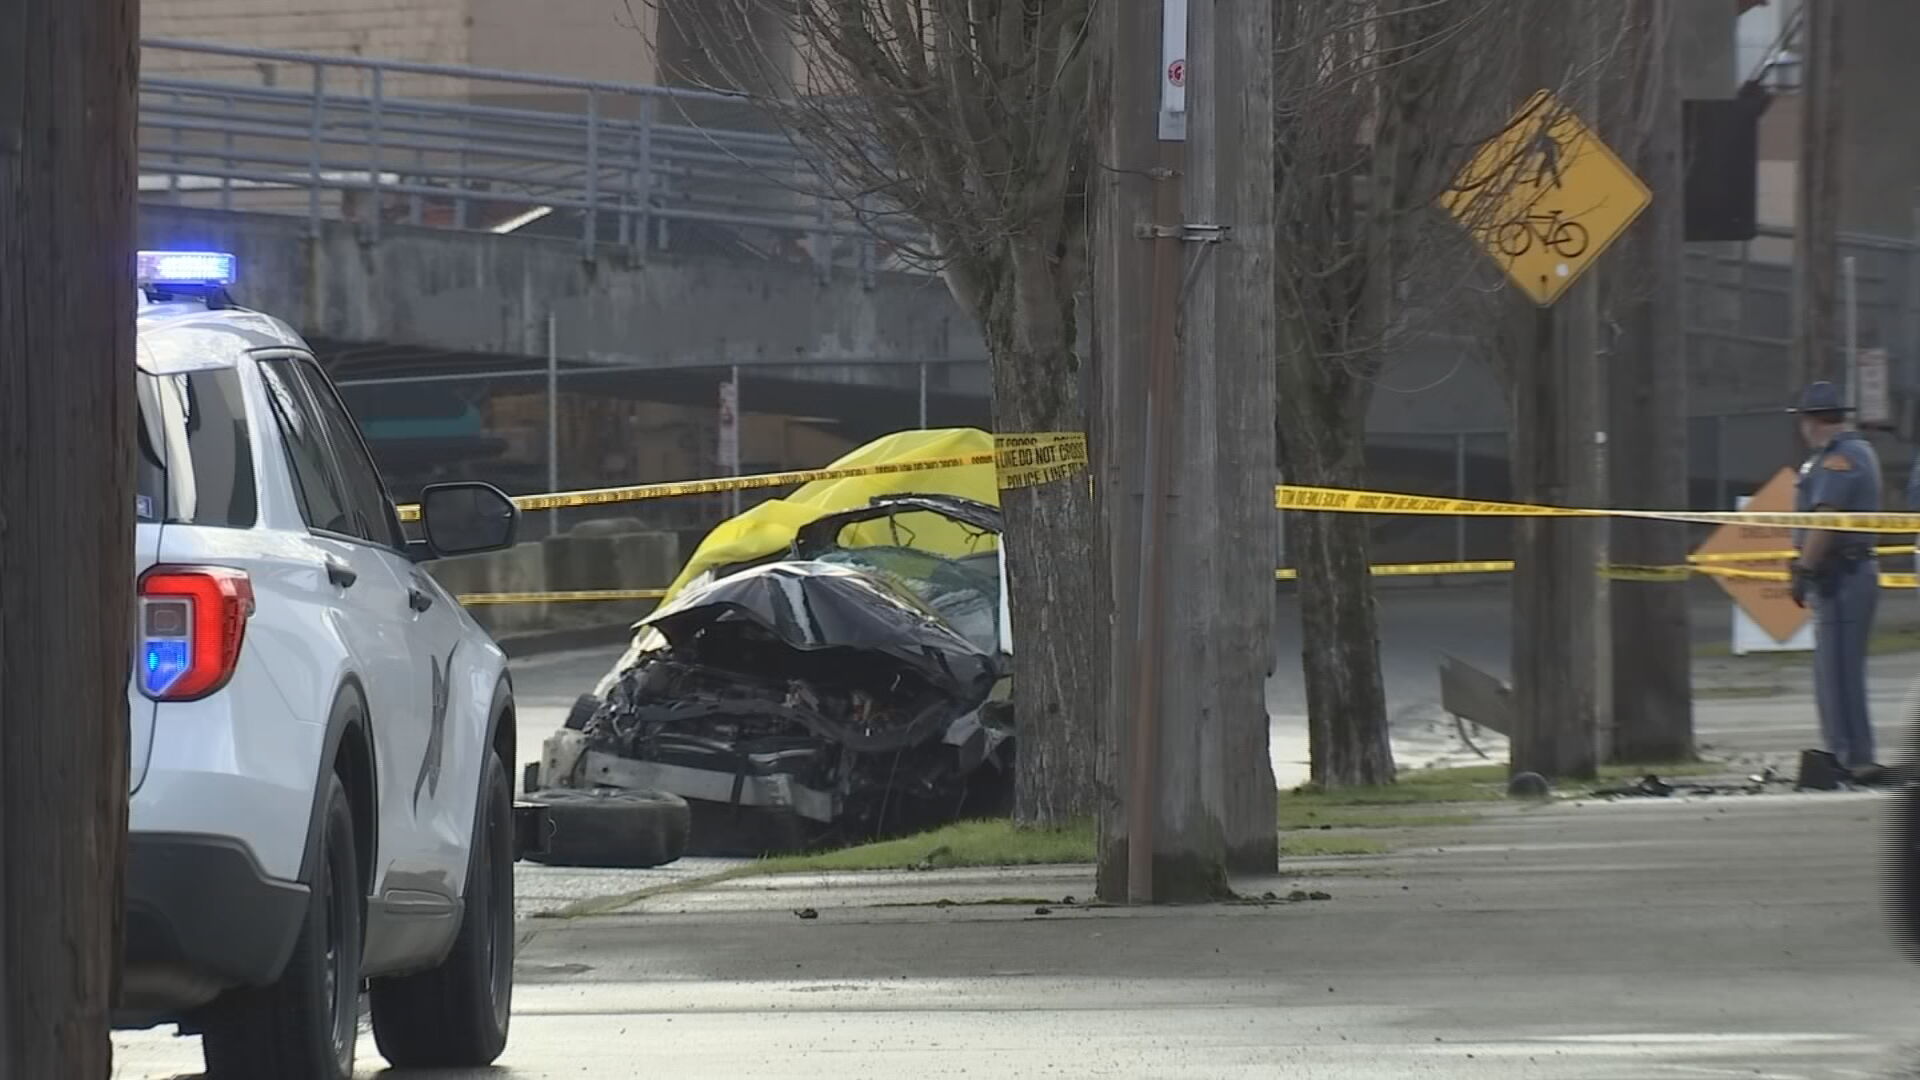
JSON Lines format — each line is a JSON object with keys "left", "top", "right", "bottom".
{"left": 370, "top": 751, "right": 515, "bottom": 1068}
{"left": 521, "top": 788, "right": 691, "bottom": 868}
{"left": 201, "top": 775, "right": 361, "bottom": 1080}
{"left": 563, "top": 693, "right": 601, "bottom": 731}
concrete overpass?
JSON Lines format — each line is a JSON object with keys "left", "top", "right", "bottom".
{"left": 131, "top": 31, "right": 1920, "bottom": 565}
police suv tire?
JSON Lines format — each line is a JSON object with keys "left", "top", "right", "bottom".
{"left": 201, "top": 775, "right": 362, "bottom": 1080}
{"left": 520, "top": 787, "right": 691, "bottom": 868}
{"left": 369, "top": 750, "right": 515, "bottom": 1068}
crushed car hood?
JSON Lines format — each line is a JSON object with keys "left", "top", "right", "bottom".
{"left": 639, "top": 560, "right": 997, "bottom": 707}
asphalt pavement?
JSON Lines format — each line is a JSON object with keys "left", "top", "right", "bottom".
{"left": 110, "top": 584, "right": 1920, "bottom": 1078}
{"left": 114, "top": 789, "right": 1920, "bottom": 1078}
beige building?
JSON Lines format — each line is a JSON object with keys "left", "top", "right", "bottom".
{"left": 141, "top": 0, "right": 674, "bottom": 95}
{"left": 1738, "top": 0, "right": 1920, "bottom": 240}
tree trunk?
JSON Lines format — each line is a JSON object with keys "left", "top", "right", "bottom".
{"left": 0, "top": 0, "right": 140, "bottom": 1074}
{"left": 1276, "top": 354, "right": 1395, "bottom": 789}
{"left": 990, "top": 237, "right": 1102, "bottom": 827}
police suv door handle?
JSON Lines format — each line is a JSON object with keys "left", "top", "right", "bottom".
{"left": 323, "top": 557, "right": 358, "bottom": 589}
{"left": 407, "top": 586, "right": 434, "bottom": 613}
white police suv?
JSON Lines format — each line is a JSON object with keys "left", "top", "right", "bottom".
{"left": 122, "top": 252, "right": 523, "bottom": 1078}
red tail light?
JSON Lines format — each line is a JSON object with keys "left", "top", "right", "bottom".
{"left": 138, "top": 567, "right": 254, "bottom": 701}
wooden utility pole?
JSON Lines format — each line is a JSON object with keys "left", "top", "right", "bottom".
{"left": 0, "top": 1, "right": 140, "bottom": 1075}
{"left": 1170, "top": 0, "right": 1275, "bottom": 876}
{"left": 1093, "top": 0, "right": 1168, "bottom": 904}
{"left": 1205, "top": 0, "right": 1277, "bottom": 874}
{"left": 1510, "top": 0, "right": 1608, "bottom": 780}
{"left": 1095, "top": 0, "right": 1256, "bottom": 902}
{"left": 1606, "top": 0, "right": 1693, "bottom": 763}
{"left": 1792, "top": 0, "right": 1843, "bottom": 393}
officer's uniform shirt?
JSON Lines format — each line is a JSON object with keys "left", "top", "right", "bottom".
{"left": 1795, "top": 430, "right": 1881, "bottom": 560}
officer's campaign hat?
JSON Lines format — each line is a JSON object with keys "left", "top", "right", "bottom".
{"left": 1786, "top": 380, "right": 1855, "bottom": 414}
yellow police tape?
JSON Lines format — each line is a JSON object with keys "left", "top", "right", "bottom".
{"left": 1277, "top": 484, "right": 1920, "bottom": 534}
{"left": 456, "top": 589, "right": 669, "bottom": 605}
{"left": 1269, "top": 559, "right": 1918, "bottom": 587}
{"left": 402, "top": 435, "right": 1920, "bottom": 605}
{"left": 396, "top": 432, "right": 1088, "bottom": 522}
{"left": 457, "top": 561, "right": 1920, "bottom": 606}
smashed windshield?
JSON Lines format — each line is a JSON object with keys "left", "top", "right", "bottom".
{"left": 813, "top": 545, "right": 1001, "bottom": 656}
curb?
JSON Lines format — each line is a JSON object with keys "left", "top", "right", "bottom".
{"left": 497, "top": 621, "right": 635, "bottom": 659}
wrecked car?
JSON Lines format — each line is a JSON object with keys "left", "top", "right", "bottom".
{"left": 541, "top": 495, "right": 1015, "bottom": 856}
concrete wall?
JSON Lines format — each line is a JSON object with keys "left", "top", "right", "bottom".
{"left": 427, "top": 521, "right": 679, "bottom": 637}
{"left": 137, "top": 205, "right": 986, "bottom": 373}
{"left": 469, "top": 0, "right": 659, "bottom": 84}
{"left": 1744, "top": 1, "right": 1920, "bottom": 240}
{"left": 1835, "top": 0, "right": 1920, "bottom": 238}
{"left": 142, "top": 0, "right": 474, "bottom": 97}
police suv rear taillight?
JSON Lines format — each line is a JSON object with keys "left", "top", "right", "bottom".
{"left": 138, "top": 567, "right": 254, "bottom": 701}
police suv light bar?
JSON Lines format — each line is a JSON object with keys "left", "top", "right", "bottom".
{"left": 137, "top": 251, "right": 238, "bottom": 287}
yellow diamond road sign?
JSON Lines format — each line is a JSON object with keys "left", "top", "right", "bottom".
{"left": 1442, "top": 89, "right": 1652, "bottom": 306}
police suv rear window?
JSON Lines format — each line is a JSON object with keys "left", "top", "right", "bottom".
{"left": 136, "top": 369, "right": 258, "bottom": 528}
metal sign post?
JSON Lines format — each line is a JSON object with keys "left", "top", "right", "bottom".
{"left": 546, "top": 311, "right": 559, "bottom": 538}
{"left": 1844, "top": 254, "right": 1860, "bottom": 410}
{"left": 718, "top": 369, "right": 741, "bottom": 517}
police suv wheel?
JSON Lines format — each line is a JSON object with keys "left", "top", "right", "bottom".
{"left": 369, "top": 750, "right": 515, "bottom": 1067}
{"left": 520, "top": 787, "right": 691, "bottom": 868}
{"left": 200, "top": 775, "right": 361, "bottom": 1080}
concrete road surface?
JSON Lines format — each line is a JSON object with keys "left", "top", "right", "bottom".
{"left": 116, "top": 789, "right": 1920, "bottom": 1078}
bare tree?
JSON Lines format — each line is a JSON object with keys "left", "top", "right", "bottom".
{"left": 0, "top": 0, "right": 140, "bottom": 1074}
{"left": 649, "top": 1, "right": 1102, "bottom": 823}
{"left": 1272, "top": 0, "right": 1525, "bottom": 788}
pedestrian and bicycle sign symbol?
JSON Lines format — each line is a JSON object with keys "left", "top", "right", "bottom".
{"left": 1441, "top": 89, "right": 1651, "bottom": 306}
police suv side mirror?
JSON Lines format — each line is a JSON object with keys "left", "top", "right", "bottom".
{"left": 417, "top": 482, "right": 519, "bottom": 558}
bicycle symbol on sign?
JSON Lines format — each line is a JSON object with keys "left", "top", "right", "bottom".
{"left": 1494, "top": 210, "right": 1589, "bottom": 259}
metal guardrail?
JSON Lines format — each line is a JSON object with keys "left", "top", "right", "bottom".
{"left": 137, "top": 38, "right": 914, "bottom": 280}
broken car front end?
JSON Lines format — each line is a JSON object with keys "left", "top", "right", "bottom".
{"left": 545, "top": 556, "right": 1012, "bottom": 855}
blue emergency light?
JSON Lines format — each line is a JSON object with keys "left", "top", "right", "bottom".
{"left": 143, "top": 639, "right": 190, "bottom": 697}
{"left": 137, "top": 250, "right": 238, "bottom": 287}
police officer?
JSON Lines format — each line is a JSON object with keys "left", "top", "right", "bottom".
{"left": 1790, "top": 380, "right": 1884, "bottom": 777}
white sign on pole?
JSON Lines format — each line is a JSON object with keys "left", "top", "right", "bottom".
{"left": 1858, "top": 346, "right": 1891, "bottom": 426}
{"left": 1159, "top": 0, "right": 1186, "bottom": 141}
{"left": 1730, "top": 493, "right": 1814, "bottom": 656}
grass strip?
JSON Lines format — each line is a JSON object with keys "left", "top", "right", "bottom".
{"left": 757, "top": 819, "right": 1096, "bottom": 874}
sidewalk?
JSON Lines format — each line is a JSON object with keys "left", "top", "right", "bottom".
{"left": 464, "top": 791, "right": 1913, "bottom": 1080}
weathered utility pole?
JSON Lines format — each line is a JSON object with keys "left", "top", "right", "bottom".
{"left": 1170, "top": 0, "right": 1276, "bottom": 875}
{"left": 1509, "top": 0, "right": 1609, "bottom": 780}
{"left": 1606, "top": 0, "right": 1694, "bottom": 763}
{"left": 0, "top": 0, "right": 140, "bottom": 1076}
{"left": 1792, "top": 0, "right": 1843, "bottom": 394}
{"left": 1203, "top": 0, "right": 1277, "bottom": 873}
{"left": 1093, "top": 0, "right": 1169, "bottom": 904}
{"left": 1096, "top": 0, "right": 1258, "bottom": 902}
